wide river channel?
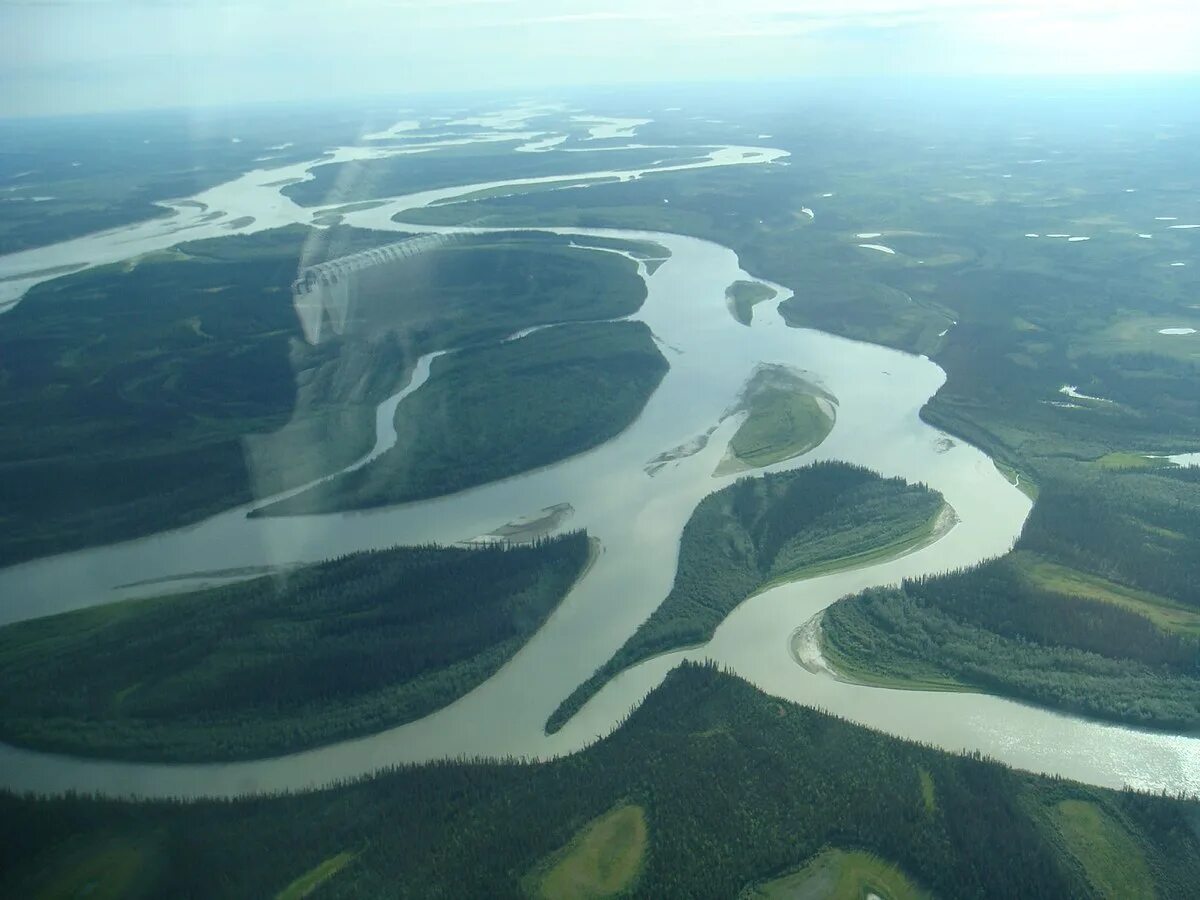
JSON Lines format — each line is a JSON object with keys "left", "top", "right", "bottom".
{"left": 0, "top": 118, "right": 1197, "bottom": 798}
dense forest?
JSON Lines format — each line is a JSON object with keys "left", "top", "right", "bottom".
{"left": 547, "top": 462, "right": 943, "bottom": 732}
{"left": 259, "top": 321, "right": 668, "bottom": 515}
{"left": 2, "top": 664, "right": 1198, "bottom": 899}
{"left": 0, "top": 227, "right": 647, "bottom": 566}
{"left": 822, "top": 551, "right": 1200, "bottom": 730}
{"left": 0, "top": 533, "right": 591, "bottom": 761}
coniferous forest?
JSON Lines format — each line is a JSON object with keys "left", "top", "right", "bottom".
{"left": 2, "top": 664, "right": 1197, "bottom": 899}
{"left": 0, "top": 533, "right": 591, "bottom": 761}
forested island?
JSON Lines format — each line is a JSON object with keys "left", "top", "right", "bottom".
{"left": 822, "top": 548, "right": 1200, "bottom": 730}
{"left": 2, "top": 664, "right": 1197, "bottom": 899}
{"left": 258, "top": 320, "right": 668, "bottom": 515}
{"left": 0, "top": 533, "right": 592, "bottom": 761}
{"left": 547, "top": 462, "right": 945, "bottom": 733}
{"left": 0, "top": 227, "right": 648, "bottom": 565}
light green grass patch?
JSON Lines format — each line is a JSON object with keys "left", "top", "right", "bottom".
{"left": 276, "top": 850, "right": 357, "bottom": 900}
{"left": 526, "top": 803, "right": 647, "bottom": 900}
{"left": 918, "top": 769, "right": 937, "bottom": 816}
{"left": 743, "top": 847, "right": 931, "bottom": 900}
{"left": 1094, "top": 452, "right": 1162, "bottom": 470}
{"left": 717, "top": 366, "right": 835, "bottom": 475}
{"left": 24, "top": 834, "right": 159, "bottom": 900}
{"left": 1052, "top": 800, "right": 1154, "bottom": 900}
{"left": 1013, "top": 552, "right": 1200, "bottom": 637}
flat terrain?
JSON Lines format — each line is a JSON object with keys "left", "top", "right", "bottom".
{"left": 3, "top": 664, "right": 1197, "bottom": 899}
{"left": 717, "top": 365, "right": 836, "bottom": 474}
{"left": 0, "top": 534, "right": 591, "bottom": 761}
{"left": 526, "top": 804, "right": 647, "bottom": 900}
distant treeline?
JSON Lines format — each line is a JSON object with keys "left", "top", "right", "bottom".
{"left": 547, "top": 462, "right": 942, "bottom": 732}
{"left": 0, "top": 532, "right": 591, "bottom": 761}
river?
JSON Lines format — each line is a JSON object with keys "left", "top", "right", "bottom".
{"left": 0, "top": 115, "right": 1197, "bottom": 798}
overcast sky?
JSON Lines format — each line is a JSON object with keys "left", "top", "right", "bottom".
{"left": 3, "top": 0, "right": 1199, "bottom": 117}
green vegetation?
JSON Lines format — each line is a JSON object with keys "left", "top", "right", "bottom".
{"left": 547, "top": 462, "right": 944, "bottom": 733}
{"left": 1051, "top": 800, "right": 1155, "bottom": 900}
{"left": 717, "top": 365, "right": 836, "bottom": 474}
{"left": 743, "top": 848, "right": 931, "bottom": 900}
{"left": 822, "top": 552, "right": 1200, "bottom": 730}
{"left": 725, "top": 280, "right": 776, "bottom": 326}
{"left": 8, "top": 833, "right": 160, "bottom": 900}
{"left": 276, "top": 851, "right": 358, "bottom": 900}
{"left": 260, "top": 321, "right": 667, "bottom": 515}
{"left": 918, "top": 769, "right": 937, "bottom": 815}
{"left": 3, "top": 664, "right": 1199, "bottom": 899}
{"left": 524, "top": 804, "right": 647, "bottom": 900}
{"left": 0, "top": 228, "right": 646, "bottom": 565}
{"left": 0, "top": 533, "right": 591, "bottom": 761}
{"left": 1015, "top": 552, "right": 1200, "bottom": 638}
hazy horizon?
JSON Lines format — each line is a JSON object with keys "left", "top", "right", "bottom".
{"left": 3, "top": 0, "right": 1199, "bottom": 118}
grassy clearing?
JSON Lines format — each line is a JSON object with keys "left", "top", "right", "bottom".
{"left": 743, "top": 847, "right": 931, "bottom": 900}
{"left": 726, "top": 279, "right": 777, "bottom": 325}
{"left": 526, "top": 804, "right": 647, "bottom": 900}
{"left": 22, "top": 834, "right": 158, "bottom": 900}
{"left": 1052, "top": 800, "right": 1154, "bottom": 900}
{"left": 1013, "top": 552, "right": 1200, "bottom": 638}
{"left": 1094, "top": 452, "right": 1163, "bottom": 470}
{"left": 275, "top": 850, "right": 357, "bottom": 900}
{"left": 918, "top": 769, "right": 937, "bottom": 816}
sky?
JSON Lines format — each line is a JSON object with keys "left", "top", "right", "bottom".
{"left": 2, "top": 0, "right": 1199, "bottom": 117}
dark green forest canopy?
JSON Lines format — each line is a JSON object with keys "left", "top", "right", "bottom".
{"left": 2, "top": 664, "right": 1198, "bottom": 900}
{"left": 822, "top": 552, "right": 1200, "bottom": 730}
{"left": 258, "top": 320, "right": 668, "bottom": 515}
{"left": 0, "top": 532, "right": 591, "bottom": 762}
{"left": 547, "top": 462, "right": 944, "bottom": 733}
{"left": 0, "top": 226, "right": 647, "bottom": 566}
